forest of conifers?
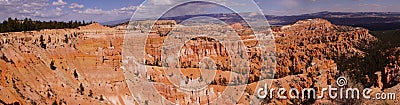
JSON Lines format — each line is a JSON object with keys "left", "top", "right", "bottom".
{"left": 0, "top": 17, "right": 92, "bottom": 33}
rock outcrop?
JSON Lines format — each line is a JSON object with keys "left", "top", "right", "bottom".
{"left": 78, "top": 23, "right": 113, "bottom": 30}
{"left": 140, "top": 18, "right": 380, "bottom": 104}
{"left": 0, "top": 24, "right": 133, "bottom": 104}
{"left": 1, "top": 18, "right": 398, "bottom": 105}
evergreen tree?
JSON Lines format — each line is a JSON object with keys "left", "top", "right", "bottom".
{"left": 50, "top": 60, "right": 57, "bottom": 70}
{"left": 0, "top": 17, "right": 91, "bottom": 33}
{"left": 40, "top": 35, "right": 46, "bottom": 49}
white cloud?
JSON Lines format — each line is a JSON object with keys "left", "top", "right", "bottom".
{"left": 0, "top": 0, "right": 68, "bottom": 19}
{"left": 149, "top": 0, "right": 172, "bottom": 5}
{"left": 113, "top": 6, "right": 137, "bottom": 14}
{"left": 69, "top": 3, "right": 84, "bottom": 9}
{"left": 0, "top": 0, "right": 10, "bottom": 4}
{"left": 0, "top": 0, "right": 50, "bottom": 19}
{"left": 76, "top": 6, "right": 137, "bottom": 15}
{"left": 56, "top": 7, "right": 62, "bottom": 11}
{"left": 77, "top": 8, "right": 111, "bottom": 15}
{"left": 32, "top": 8, "right": 65, "bottom": 18}
{"left": 117, "top": 6, "right": 137, "bottom": 11}
{"left": 52, "top": 0, "right": 67, "bottom": 6}
{"left": 68, "top": 5, "right": 138, "bottom": 22}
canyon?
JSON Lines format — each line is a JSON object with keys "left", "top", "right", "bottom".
{"left": 0, "top": 19, "right": 399, "bottom": 104}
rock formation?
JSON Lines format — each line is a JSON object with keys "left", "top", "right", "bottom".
{"left": 0, "top": 24, "right": 133, "bottom": 104}
{"left": 0, "top": 19, "right": 398, "bottom": 105}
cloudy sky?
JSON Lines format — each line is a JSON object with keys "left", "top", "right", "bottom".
{"left": 0, "top": 0, "right": 399, "bottom": 22}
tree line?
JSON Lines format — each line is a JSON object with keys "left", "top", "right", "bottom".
{"left": 0, "top": 17, "right": 93, "bottom": 33}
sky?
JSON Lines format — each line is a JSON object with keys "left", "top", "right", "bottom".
{"left": 0, "top": 0, "right": 399, "bottom": 22}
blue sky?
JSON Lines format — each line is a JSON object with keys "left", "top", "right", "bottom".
{"left": 0, "top": 0, "right": 399, "bottom": 22}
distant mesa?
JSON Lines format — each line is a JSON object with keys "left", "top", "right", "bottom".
{"left": 280, "top": 18, "right": 333, "bottom": 30}
{"left": 293, "top": 18, "right": 332, "bottom": 27}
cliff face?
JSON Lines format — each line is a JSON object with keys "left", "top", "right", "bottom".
{"left": 0, "top": 25, "right": 133, "bottom": 104}
{"left": 383, "top": 47, "right": 400, "bottom": 86}
{"left": 271, "top": 18, "right": 379, "bottom": 104}
{"left": 140, "top": 19, "right": 385, "bottom": 104}
{"left": 0, "top": 19, "right": 398, "bottom": 104}
{"left": 274, "top": 18, "right": 377, "bottom": 77}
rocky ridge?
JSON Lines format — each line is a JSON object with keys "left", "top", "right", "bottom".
{"left": 140, "top": 18, "right": 393, "bottom": 104}
{"left": 0, "top": 19, "right": 398, "bottom": 104}
{"left": 0, "top": 24, "right": 132, "bottom": 104}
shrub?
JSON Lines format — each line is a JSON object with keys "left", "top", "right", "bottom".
{"left": 50, "top": 60, "right": 57, "bottom": 70}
